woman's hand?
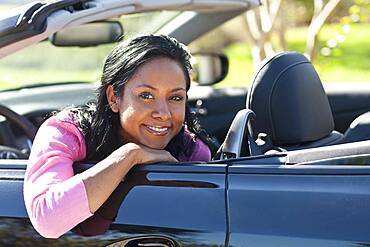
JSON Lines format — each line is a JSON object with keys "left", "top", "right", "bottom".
{"left": 131, "top": 143, "right": 178, "bottom": 165}
{"left": 110, "top": 143, "right": 178, "bottom": 168}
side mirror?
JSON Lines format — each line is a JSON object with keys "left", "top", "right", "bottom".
{"left": 192, "top": 52, "right": 228, "bottom": 86}
{"left": 50, "top": 21, "right": 123, "bottom": 47}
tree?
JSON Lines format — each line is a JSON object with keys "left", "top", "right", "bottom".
{"left": 318, "top": 0, "right": 370, "bottom": 59}
{"left": 306, "top": 0, "right": 342, "bottom": 61}
{"left": 243, "top": 0, "right": 283, "bottom": 68}
{"left": 244, "top": 0, "right": 344, "bottom": 67}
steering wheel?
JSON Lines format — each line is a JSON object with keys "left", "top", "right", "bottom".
{"left": 0, "top": 105, "right": 38, "bottom": 159}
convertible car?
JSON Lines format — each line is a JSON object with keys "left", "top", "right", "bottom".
{"left": 1, "top": 0, "right": 370, "bottom": 246}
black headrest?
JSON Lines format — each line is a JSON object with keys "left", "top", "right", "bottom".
{"left": 246, "top": 51, "right": 334, "bottom": 146}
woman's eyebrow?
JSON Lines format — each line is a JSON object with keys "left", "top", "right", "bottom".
{"left": 136, "top": 84, "right": 186, "bottom": 92}
{"left": 135, "top": 84, "right": 156, "bottom": 90}
{"left": 171, "top": 87, "right": 186, "bottom": 92}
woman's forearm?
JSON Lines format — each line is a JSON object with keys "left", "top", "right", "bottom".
{"left": 80, "top": 144, "right": 137, "bottom": 214}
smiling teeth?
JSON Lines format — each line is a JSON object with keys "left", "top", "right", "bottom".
{"left": 147, "top": 126, "right": 168, "bottom": 132}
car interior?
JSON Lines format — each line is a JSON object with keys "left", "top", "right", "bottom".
{"left": 2, "top": 49, "right": 370, "bottom": 165}
{"left": 216, "top": 51, "right": 370, "bottom": 165}
{"left": 0, "top": 9, "right": 370, "bottom": 166}
{"left": 246, "top": 51, "right": 370, "bottom": 152}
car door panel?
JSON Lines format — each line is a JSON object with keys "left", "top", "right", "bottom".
{"left": 106, "top": 164, "right": 227, "bottom": 246}
{"left": 0, "top": 162, "right": 227, "bottom": 246}
{"left": 227, "top": 163, "right": 370, "bottom": 246}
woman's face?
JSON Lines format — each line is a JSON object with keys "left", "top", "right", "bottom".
{"left": 107, "top": 57, "right": 187, "bottom": 149}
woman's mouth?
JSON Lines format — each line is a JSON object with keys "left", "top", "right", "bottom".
{"left": 144, "top": 124, "right": 170, "bottom": 136}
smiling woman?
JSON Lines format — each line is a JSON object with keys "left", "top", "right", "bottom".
{"left": 108, "top": 57, "right": 187, "bottom": 150}
{"left": 23, "top": 34, "right": 212, "bottom": 238}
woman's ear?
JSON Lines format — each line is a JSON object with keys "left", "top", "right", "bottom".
{"left": 106, "top": 85, "right": 119, "bottom": 113}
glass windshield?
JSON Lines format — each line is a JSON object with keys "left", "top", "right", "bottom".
{"left": 0, "top": 10, "right": 180, "bottom": 91}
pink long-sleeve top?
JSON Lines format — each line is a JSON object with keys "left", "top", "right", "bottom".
{"left": 24, "top": 111, "right": 211, "bottom": 238}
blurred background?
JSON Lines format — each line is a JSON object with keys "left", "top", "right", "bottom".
{"left": 0, "top": 0, "right": 369, "bottom": 89}
{"left": 188, "top": 0, "right": 370, "bottom": 87}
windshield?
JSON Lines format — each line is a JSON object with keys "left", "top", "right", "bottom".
{"left": 0, "top": 9, "right": 180, "bottom": 91}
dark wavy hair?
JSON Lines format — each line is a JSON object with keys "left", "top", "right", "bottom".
{"left": 71, "top": 34, "right": 211, "bottom": 161}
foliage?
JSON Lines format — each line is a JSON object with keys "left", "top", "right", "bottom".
{"left": 241, "top": 0, "right": 369, "bottom": 64}
{"left": 283, "top": 0, "right": 366, "bottom": 25}
{"left": 218, "top": 23, "right": 370, "bottom": 88}
{"left": 318, "top": 0, "right": 369, "bottom": 59}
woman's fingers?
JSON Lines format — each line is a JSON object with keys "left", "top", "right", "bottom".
{"left": 114, "top": 143, "right": 177, "bottom": 165}
{"left": 138, "top": 147, "right": 178, "bottom": 164}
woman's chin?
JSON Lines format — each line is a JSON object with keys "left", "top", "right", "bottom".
{"left": 141, "top": 141, "right": 168, "bottom": 150}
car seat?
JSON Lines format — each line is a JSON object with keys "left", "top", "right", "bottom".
{"left": 246, "top": 51, "right": 343, "bottom": 153}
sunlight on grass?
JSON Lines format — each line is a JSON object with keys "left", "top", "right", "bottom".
{"left": 218, "top": 23, "right": 370, "bottom": 88}
{"left": 288, "top": 23, "right": 370, "bottom": 82}
{"left": 219, "top": 43, "right": 254, "bottom": 88}
{"left": 315, "top": 23, "right": 370, "bottom": 82}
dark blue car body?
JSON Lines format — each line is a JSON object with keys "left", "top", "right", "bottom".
{"left": 2, "top": 151, "right": 370, "bottom": 246}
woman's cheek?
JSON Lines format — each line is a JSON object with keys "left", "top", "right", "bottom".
{"left": 172, "top": 106, "right": 186, "bottom": 128}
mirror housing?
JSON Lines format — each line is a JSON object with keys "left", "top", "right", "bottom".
{"left": 50, "top": 21, "right": 123, "bottom": 47}
{"left": 192, "top": 52, "right": 228, "bottom": 86}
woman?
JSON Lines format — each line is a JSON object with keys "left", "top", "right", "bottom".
{"left": 24, "top": 34, "right": 211, "bottom": 238}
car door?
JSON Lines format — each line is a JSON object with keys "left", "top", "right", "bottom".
{"left": 0, "top": 161, "right": 227, "bottom": 246}
{"left": 226, "top": 154, "right": 370, "bottom": 246}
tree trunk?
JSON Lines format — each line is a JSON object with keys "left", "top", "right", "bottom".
{"left": 306, "top": 0, "right": 342, "bottom": 61}
{"left": 244, "top": 0, "right": 283, "bottom": 69}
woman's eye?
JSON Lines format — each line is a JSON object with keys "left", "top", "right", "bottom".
{"left": 138, "top": 92, "right": 154, "bottom": 100}
{"left": 169, "top": 95, "right": 184, "bottom": 102}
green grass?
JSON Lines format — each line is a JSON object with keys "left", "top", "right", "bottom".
{"left": 219, "top": 23, "right": 370, "bottom": 88}
{"left": 288, "top": 23, "right": 370, "bottom": 82}
{"left": 221, "top": 44, "right": 254, "bottom": 88}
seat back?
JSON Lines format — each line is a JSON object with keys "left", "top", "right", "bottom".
{"left": 246, "top": 51, "right": 342, "bottom": 152}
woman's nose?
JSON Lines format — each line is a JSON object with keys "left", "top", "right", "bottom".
{"left": 151, "top": 101, "right": 171, "bottom": 120}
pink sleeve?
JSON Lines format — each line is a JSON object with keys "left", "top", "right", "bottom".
{"left": 24, "top": 112, "right": 93, "bottom": 238}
